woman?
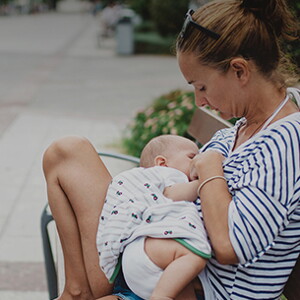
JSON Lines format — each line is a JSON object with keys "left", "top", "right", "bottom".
{"left": 43, "top": 0, "right": 300, "bottom": 299}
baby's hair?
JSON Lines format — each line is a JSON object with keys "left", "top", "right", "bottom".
{"left": 140, "top": 135, "right": 183, "bottom": 168}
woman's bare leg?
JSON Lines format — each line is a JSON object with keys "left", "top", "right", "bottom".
{"left": 43, "top": 136, "right": 113, "bottom": 299}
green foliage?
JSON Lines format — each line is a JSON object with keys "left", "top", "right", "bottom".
{"left": 288, "top": 0, "right": 300, "bottom": 17}
{"left": 129, "top": 0, "right": 189, "bottom": 54}
{"left": 126, "top": 0, "right": 151, "bottom": 21}
{"left": 122, "top": 90, "right": 198, "bottom": 157}
{"left": 286, "top": 0, "right": 300, "bottom": 68}
{"left": 134, "top": 20, "right": 156, "bottom": 33}
{"left": 149, "top": 0, "right": 190, "bottom": 37}
{"left": 134, "top": 32, "right": 175, "bottom": 55}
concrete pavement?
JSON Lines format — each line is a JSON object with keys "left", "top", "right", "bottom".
{"left": 0, "top": 4, "right": 187, "bottom": 300}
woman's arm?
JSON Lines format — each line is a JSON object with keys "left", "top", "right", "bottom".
{"left": 192, "top": 151, "right": 238, "bottom": 265}
{"left": 163, "top": 180, "right": 200, "bottom": 202}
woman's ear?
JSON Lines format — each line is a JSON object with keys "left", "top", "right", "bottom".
{"left": 230, "top": 58, "right": 250, "bottom": 84}
{"left": 154, "top": 155, "right": 168, "bottom": 167}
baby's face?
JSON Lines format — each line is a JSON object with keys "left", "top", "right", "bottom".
{"left": 166, "top": 139, "right": 199, "bottom": 180}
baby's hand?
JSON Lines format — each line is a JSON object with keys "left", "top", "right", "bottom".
{"left": 189, "top": 172, "right": 199, "bottom": 181}
{"left": 189, "top": 153, "right": 203, "bottom": 181}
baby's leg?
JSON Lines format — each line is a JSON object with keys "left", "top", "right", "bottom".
{"left": 145, "top": 237, "right": 206, "bottom": 300}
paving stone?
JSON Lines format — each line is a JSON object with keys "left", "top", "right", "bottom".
{"left": 0, "top": 261, "right": 47, "bottom": 291}
{"left": 0, "top": 291, "right": 48, "bottom": 300}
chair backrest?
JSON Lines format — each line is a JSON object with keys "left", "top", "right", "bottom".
{"left": 188, "top": 107, "right": 232, "bottom": 145}
{"left": 283, "top": 254, "right": 300, "bottom": 300}
{"left": 188, "top": 107, "right": 300, "bottom": 299}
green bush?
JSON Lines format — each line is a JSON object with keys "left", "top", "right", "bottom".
{"left": 134, "top": 32, "right": 175, "bottom": 55}
{"left": 128, "top": 0, "right": 189, "bottom": 55}
{"left": 128, "top": 0, "right": 189, "bottom": 37}
{"left": 127, "top": 0, "right": 151, "bottom": 21}
{"left": 121, "top": 89, "right": 240, "bottom": 157}
{"left": 149, "top": 0, "right": 190, "bottom": 37}
{"left": 286, "top": 0, "right": 300, "bottom": 68}
{"left": 134, "top": 20, "right": 156, "bottom": 33}
{"left": 122, "top": 90, "right": 198, "bottom": 157}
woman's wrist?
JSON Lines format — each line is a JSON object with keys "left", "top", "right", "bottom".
{"left": 197, "top": 175, "right": 227, "bottom": 197}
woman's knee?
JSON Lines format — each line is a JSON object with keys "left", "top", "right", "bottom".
{"left": 43, "top": 136, "right": 91, "bottom": 174}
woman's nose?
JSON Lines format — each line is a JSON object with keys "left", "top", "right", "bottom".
{"left": 194, "top": 91, "right": 208, "bottom": 107}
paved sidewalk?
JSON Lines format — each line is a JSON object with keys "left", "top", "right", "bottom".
{"left": 0, "top": 5, "right": 187, "bottom": 300}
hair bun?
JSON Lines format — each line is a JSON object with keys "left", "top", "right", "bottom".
{"left": 241, "top": 0, "right": 269, "bottom": 16}
{"left": 240, "top": 0, "right": 298, "bottom": 39}
{"left": 242, "top": 0, "right": 264, "bottom": 10}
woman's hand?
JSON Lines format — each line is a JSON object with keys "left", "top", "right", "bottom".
{"left": 190, "top": 150, "right": 225, "bottom": 181}
{"left": 190, "top": 150, "right": 238, "bottom": 264}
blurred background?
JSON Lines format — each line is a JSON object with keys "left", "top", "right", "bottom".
{"left": 0, "top": 0, "right": 298, "bottom": 299}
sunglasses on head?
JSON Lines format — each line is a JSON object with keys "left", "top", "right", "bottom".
{"left": 180, "top": 9, "right": 220, "bottom": 40}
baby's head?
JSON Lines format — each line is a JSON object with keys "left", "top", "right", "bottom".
{"left": 140, "top": 135, "right": 199, "bottom": 179}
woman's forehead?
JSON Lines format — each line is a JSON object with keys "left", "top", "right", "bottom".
{"left": 177, "top": 51, "right": 197, "bottom": 67}
{"left": 178, "top": 52, "right": 205, "bottom": 81}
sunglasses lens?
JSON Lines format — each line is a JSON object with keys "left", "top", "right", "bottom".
{"left": 180, "top": 14, "right": 192, "bottom": 38}
{"left": 179, "top": 9, "right": 220, "bottom": 41}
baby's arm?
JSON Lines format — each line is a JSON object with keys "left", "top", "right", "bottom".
{"left": 163, "top": 180, "right": 199, "bottom": 202}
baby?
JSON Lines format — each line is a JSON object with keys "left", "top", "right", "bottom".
{"left": 97, "top": 135, "right": 211, "bottom": 300}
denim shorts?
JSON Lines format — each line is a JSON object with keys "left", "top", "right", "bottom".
{"left": 113, "top": 267, "right": 204, "bottom": 300}
{"left": 112, "top": 268, "right": 143, "bottom": 300}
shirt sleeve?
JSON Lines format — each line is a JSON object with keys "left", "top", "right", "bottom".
{"left": 156, "top": 167, "right": 189, "bottom": 187}
{"left": 200, "top": 127, "right": 236, "bottom": 157}
{"left": 227, "top": 124, "right": 300, "bottom": 267}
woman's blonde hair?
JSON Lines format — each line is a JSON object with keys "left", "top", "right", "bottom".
{"left": 176, "top": 0, "right": 299, "bottom": 86}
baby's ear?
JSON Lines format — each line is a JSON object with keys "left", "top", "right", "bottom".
{"left": 154, "top": 155, "right": 168, "bottom": 167}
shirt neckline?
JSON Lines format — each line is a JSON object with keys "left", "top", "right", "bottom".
{"left": 228, "top": 111, "right": 300, "bottom": 156}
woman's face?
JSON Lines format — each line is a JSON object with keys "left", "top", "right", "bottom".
{"left": 177, "top": 52, "right": 243, "bottom": 120}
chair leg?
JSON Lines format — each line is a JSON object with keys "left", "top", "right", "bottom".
{"left": 41, "top": 205, "right": 58, "bottom": 300}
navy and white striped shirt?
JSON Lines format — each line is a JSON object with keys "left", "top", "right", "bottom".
{"left": 199, "top": 112, "right": 300, "bottom": 299}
